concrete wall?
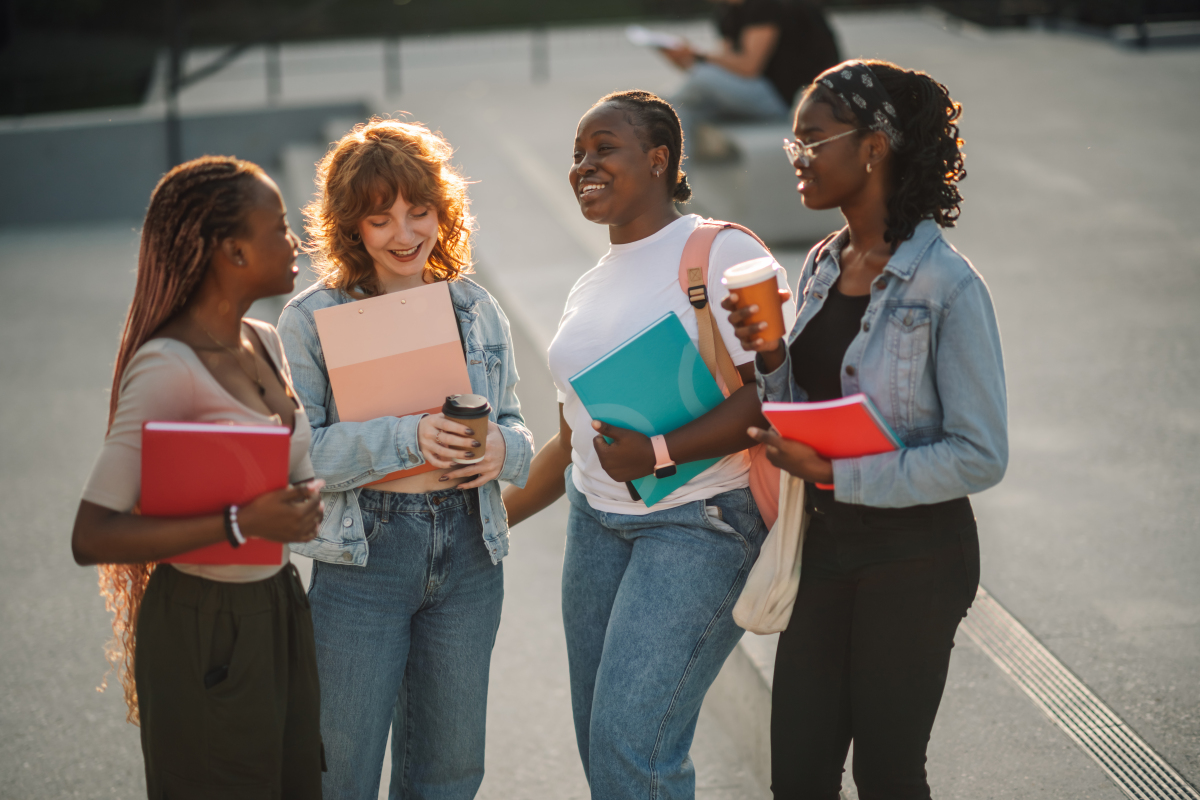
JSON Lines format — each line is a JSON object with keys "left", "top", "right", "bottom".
{"left": 0, "top": 102, "right": 368, "bottom": 225}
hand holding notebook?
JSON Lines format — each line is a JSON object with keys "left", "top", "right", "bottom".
{"left": 759, "top": 393, "right": 904, "bottom": 490}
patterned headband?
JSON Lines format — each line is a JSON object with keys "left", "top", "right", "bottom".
{"left": 815, "top": 61, "right": 903, "bottom": 147}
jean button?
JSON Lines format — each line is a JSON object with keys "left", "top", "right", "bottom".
{"left": 875, "top": 278, "right": 887, "bottom": 291}
{"left": 342, "top": 517, "right": 352, "bottom": 527}
{"left": 340, "top": 552, "right": 353, "bottom": 562}
{"left": 862, "top": 321, "right": 870, "bottom": 332}
{"left": 845, "top": 365, "right": 857, "bottom": 377}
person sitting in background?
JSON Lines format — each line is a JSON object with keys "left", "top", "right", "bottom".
{"left": 662, "top": 0, "right": 840, "bottom": 157}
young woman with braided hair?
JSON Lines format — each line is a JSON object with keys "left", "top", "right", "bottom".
{"left": 72, "top": 156, "right": 325, "bottom": 798}
{"left": 724, "top": 60, "right": 1007, "bottom": 799}
{"left": 503, "top": 90, "right": 792, "bottom": 799}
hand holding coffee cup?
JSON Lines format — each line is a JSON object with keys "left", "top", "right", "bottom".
{"left": 721, "top": 257, "right": 791, "bottom": 352}
{"left": 417, "top": 402, "right": 487, "bottom": 469}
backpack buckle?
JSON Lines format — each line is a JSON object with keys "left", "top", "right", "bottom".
{"left": 688, "top": 285, "right": 708, "bottom": 309}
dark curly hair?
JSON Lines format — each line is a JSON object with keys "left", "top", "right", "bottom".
{"left": 595, "top": 89, "right": 692, "bottom": 203}
{"left": 800, "top": 60, "right": 966, "bottom": 251}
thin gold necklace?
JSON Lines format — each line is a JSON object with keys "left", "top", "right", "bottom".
{"left": 197, "top": 320, "right": 267, "bottom": 397}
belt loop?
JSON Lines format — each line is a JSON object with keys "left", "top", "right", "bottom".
{"left": 381, "top": 493, "right": 390, "bottom": 524}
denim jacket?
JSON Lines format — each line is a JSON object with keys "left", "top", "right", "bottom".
{"left": 277, "top": 276, "right": 534, "bottom": 565}
{"left": 757, "top": 219, "right": 1007, "bottom": 507}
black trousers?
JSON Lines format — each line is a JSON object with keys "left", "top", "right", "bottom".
{"left": 770, "top": 487, "right": 979, "bottom": 800}
{"left": 135, "top": 564, "right": 323, "bottom": 799}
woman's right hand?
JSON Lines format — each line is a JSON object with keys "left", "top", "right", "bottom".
{"left": 418, "top": 413, "right": 479, "bottom": 469}
{"left": 237, "top": 481, "right": 324, "bottom": 544}
{"left": 721, "top": 289, "right": 790, "bottom": 373}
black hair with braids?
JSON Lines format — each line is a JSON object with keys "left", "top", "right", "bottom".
{"left": 102, "top": 154, "right": 266, "bottom": 725}
{"left": 595, "top": 89, "right": 692, "bottom": 203}
{"left": 801, "top": 60, "right": 966, "bottom": 251}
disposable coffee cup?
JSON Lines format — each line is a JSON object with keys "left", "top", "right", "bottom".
{"left": 442, "top": 394, "right": 491, "bottom": 465}
{"left": 722, "top": 257, "right": 786, "bottom": 346}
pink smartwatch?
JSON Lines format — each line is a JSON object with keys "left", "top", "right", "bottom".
{"left": 650, "top": 434, "right": 677, "bottom": 479}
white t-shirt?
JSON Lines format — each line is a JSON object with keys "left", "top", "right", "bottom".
{"left": 548, "top": 214, "right": 794, "bottom": 515}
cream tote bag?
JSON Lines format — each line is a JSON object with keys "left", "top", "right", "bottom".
{"left": 732, "top": 471, "right": 809, "bottom": 635}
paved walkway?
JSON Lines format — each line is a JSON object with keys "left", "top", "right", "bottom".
{"left": 1, "top": 9, "right": 1197, "bottom": 800}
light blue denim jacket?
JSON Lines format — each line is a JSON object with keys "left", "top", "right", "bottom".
{"left": 277, "top": 276, "right": 533, "bottom": 565}
{"left": 757, "top": 219, "right": 1007, "bottom": 507}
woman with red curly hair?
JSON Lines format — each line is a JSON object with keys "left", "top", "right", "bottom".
{"left": 71, "top": 156, "right": 324, "bottom": 797}
{"left": 277, "top": 117, "right": 533, "bottom": 799}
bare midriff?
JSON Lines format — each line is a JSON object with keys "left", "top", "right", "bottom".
{"left": 369, "top": 467, "right": 472, "bottom": 494}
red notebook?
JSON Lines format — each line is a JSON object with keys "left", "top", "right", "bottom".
{"left": 141, "top": 421, "right": 291, "bottom": 566}
{"left": 761, "top": 393, "right": 904, "bottom": 489}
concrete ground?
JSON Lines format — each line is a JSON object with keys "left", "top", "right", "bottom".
{"left": 1, "top": 8, "right": 1197, "bottom": 800}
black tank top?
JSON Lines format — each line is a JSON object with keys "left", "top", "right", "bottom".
{"left": 789, "top": 281, "right": 870, "bottom": 402}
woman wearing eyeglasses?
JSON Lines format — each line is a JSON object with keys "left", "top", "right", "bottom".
{"left": 723, "top": 60, "right": 1007, "bottom": 799}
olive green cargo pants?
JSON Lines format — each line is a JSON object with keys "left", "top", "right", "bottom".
{"left": 134, "top": 564, "right": 323, "bottom": 799}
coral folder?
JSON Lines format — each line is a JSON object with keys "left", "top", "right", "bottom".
{"left": 313, "top": 281, "right": 471, "bottom": 484}
{"left": 143, "top": 421, "right": 290, "bottom": 566}
{"left": 761, "top": 394, "right": 903, "bottom": 488}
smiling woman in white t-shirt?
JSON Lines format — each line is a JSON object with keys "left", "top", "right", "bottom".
{"left": 502, "top": 89, "right": 791, "bottom": 800}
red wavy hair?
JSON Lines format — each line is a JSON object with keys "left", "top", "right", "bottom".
{"left": 305, "top": 117, "right": 474, "bottom": 295}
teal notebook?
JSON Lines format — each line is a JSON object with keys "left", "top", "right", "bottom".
{"left": 569, "top": 312, "right": 726, "bottom": 507}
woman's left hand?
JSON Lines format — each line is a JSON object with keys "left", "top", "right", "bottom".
{"left": 749, "top": 426, "right": 833, "bottom": 484}
{"left": 591, "top": 420, "right": 655, "bottom": 483}
{"left": 661, "top": 43, "right": 697, "bottom": 71}
{"left": 442, "top": 421, "right": 508, "bottom": 490}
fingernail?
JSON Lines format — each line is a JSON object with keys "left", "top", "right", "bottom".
{"left": 464, "top": 452, "right": 475, "bottom": 458}
{"left": 472, "top": 440, "right": 482, "bottom": 447}
{"left": 749, "top": 305, "right": 759, "bottom": 313}
{"left": 439, "top": 476, "right": 449, "bottom": 482}
{"left": 463, "top": 428, "right": 474, "bottom": 436}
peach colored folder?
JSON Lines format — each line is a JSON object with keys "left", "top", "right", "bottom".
{"left": 314, "top": 281, "right": 471, "bottom": 484}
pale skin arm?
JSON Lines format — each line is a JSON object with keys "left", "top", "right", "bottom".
{"left": 661, "top": 24, "right": 779, "bottom": 79}
{"left": 71, "top": 481, "right": 324, "bottom": 566}
{"left": 501, "top": 404, "right": 573, "bottom": 527}
{"left": 721, "top": 289, "right": 834, "bottom": 484}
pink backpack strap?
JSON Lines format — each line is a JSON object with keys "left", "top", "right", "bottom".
{"left": 678, "top": 219, "right": 771, "bottom": 310}
{"left": 678, "top": 219, "right": 771, "bottom": 395}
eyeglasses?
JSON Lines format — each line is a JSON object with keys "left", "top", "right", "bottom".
{"left": 782, "top": 129, "right": 862, "bottom": 167}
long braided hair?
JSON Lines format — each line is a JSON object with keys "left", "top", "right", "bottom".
{"left": 800, "top": 60, "right": 966, "bottom": 251}
{"left": 595, "top": 90, "right": 693, "bottom": 203}
{"left": 100, "top": 155, "right": 264, "bottom": 724}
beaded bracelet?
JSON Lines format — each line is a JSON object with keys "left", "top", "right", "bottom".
{"left": 222, "top": 505, "right": 245, "bottom": 548}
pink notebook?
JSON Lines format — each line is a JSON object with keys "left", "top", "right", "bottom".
{"left": 314, "top": 282, "right": 471, "bottom": 484}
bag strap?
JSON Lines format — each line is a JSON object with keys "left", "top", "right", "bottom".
{"left": 679, "top": 220, "right": 770, "bottom": 396}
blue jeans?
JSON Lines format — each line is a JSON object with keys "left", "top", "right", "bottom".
{"left": 308, "top": 487, "right": 503, "bottom": 800}
{"left": 671, "top": 62, "right": 791, "bottom": 154}
{"left": 562, "top": 472, "right": 766, "bottom": 799}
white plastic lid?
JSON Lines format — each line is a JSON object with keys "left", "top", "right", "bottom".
{"left": 721, "top": 257, "right": 779, "bottom": 289}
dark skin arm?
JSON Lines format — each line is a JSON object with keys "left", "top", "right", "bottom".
{"left": 720, "top": 289, "right": 834, "bottom": 484}
{"left": 502, "top": 404, "right": 573, "bottom": 527}
{"left": 590, "top": 361, "right": 767, "bottom": 483}
{"left": 71, "top": 483, "right": 324, "bottom": 566}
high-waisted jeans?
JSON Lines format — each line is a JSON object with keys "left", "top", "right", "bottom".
{"left": 562, "top": 471, "right": 767, "bottom": 800}
{"left": 770, "top": 486, "right": 979, "bottom": 800}
{"left": 308, "top": 487, "right": 503, "bottom": 800}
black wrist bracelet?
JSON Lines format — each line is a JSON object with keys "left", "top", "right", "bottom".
{"left": 222, "top": 505, "right": 242, "bottom": 548}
